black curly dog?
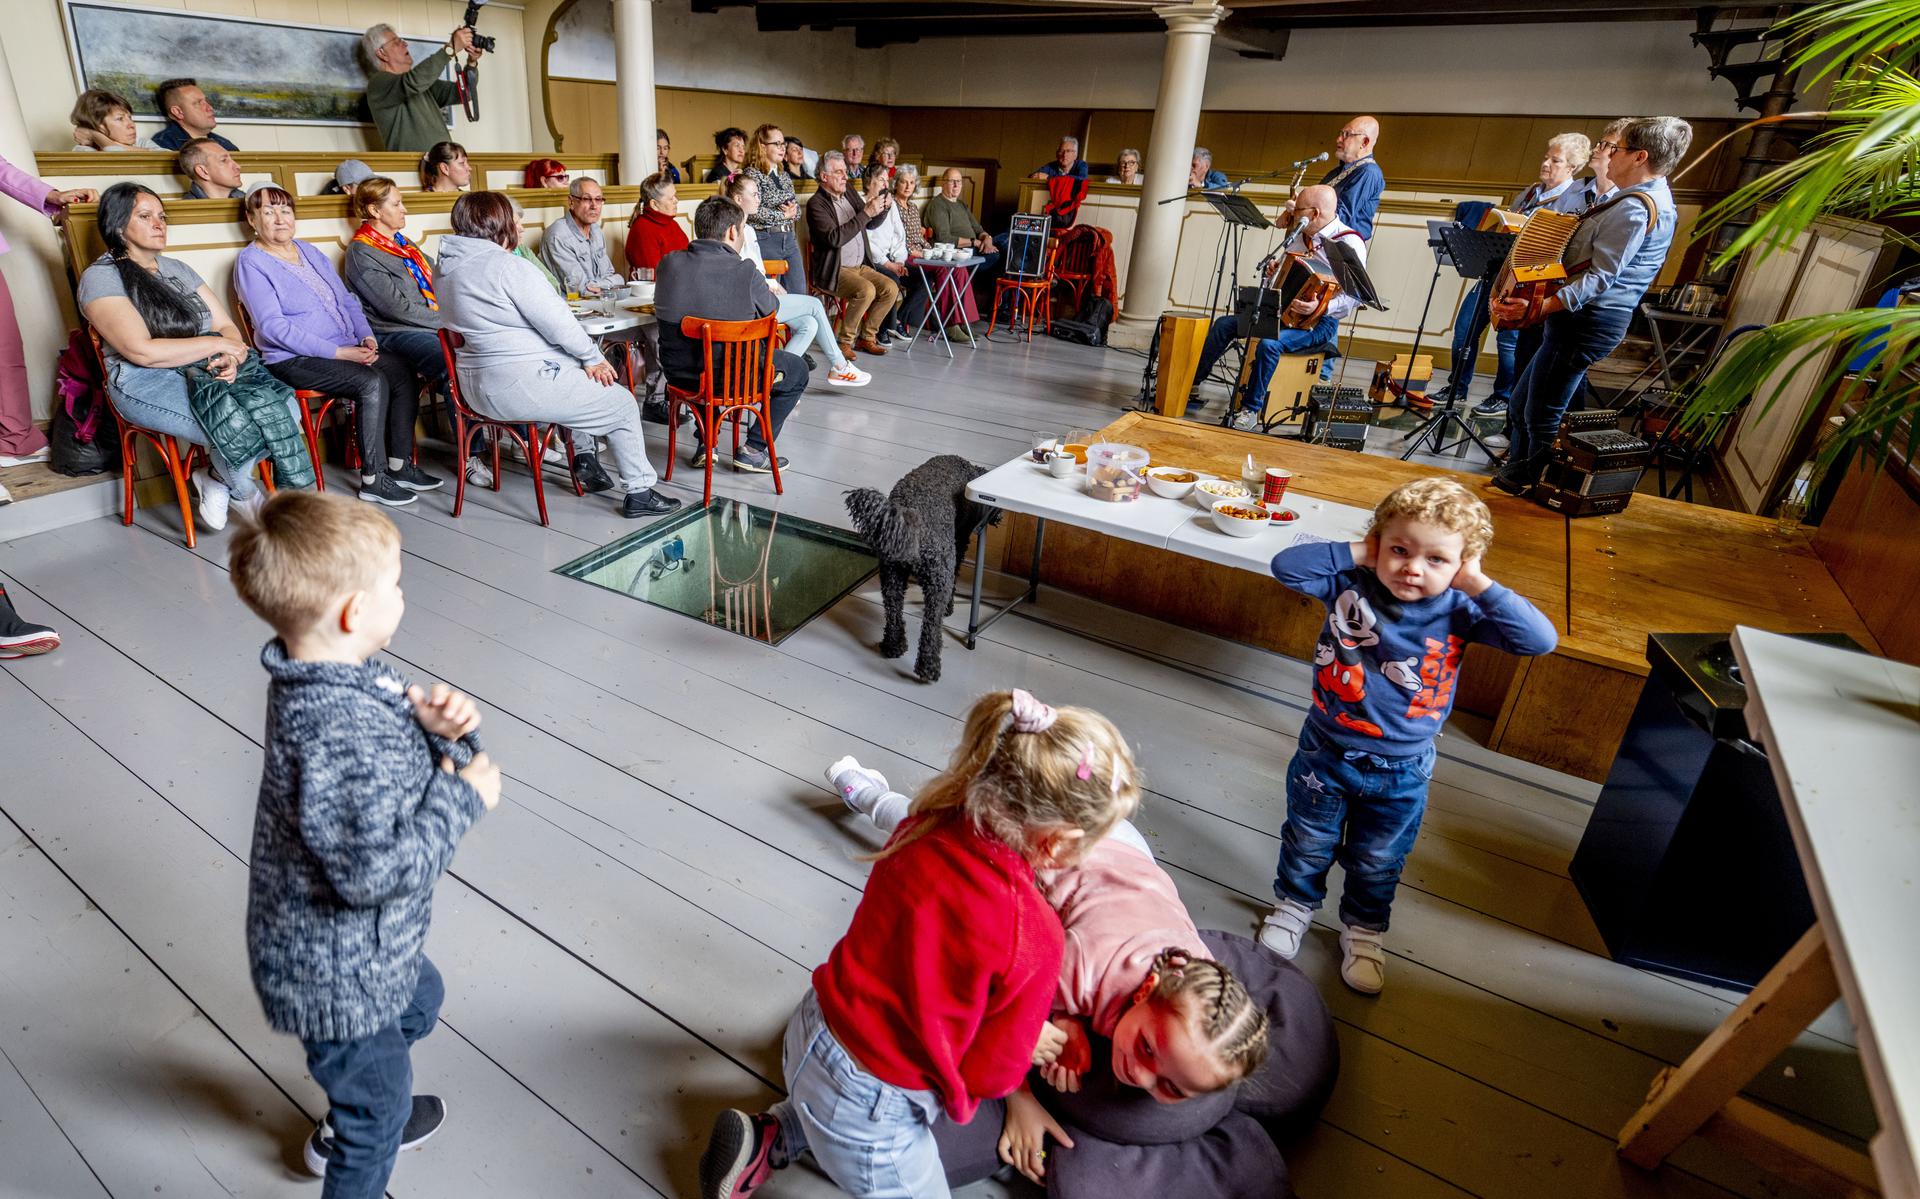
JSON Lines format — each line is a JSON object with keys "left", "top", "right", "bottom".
{"left": 845, "top": 455, "right": 999, "bottom": 683}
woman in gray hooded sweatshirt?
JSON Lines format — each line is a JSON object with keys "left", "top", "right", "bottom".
{"left": 436, "top": 191, "right": 680, "bottom": 520}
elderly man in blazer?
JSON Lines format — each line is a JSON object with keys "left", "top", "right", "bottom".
{"left": 805, "top": 151, "right": 899, "bottom": 358}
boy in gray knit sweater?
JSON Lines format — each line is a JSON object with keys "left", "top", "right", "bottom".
{"left": 229, "top": 491, "right": 500, "bottom": 1198}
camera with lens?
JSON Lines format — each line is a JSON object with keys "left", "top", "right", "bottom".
{"left": 461, "top": 0, "right": 496, "bottom": 53}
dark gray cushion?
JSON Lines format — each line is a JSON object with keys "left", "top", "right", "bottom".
{"left": 1043, "top": 1111, "right": 1286, "bottom": 1199}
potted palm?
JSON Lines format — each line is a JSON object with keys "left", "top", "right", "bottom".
{"left": 1681, "top": 0, "right": 1920, "bottom": 480}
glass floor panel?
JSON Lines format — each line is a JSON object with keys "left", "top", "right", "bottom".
{"left": 553, "top": 499, "right": 877, "bottom": 645}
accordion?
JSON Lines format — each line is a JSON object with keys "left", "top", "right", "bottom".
{"left": 1272, "top": 251, "right": 1340, "bottom": 330}
{"left": 1492, "top": 208, "right": 1580, "bottom": 330}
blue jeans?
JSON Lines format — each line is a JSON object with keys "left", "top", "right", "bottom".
{"left": 1446, "top": 281, "right": 1519, "bottom": 399}
{"left": 771, "top": 990, "right": 950, "bottom": 1199}
{"left": 757, "top": 229, "right": 807, "bottom": 304}
{"left": 776, "top": 291, "right": 849, "bottom": 370}
{"left": 1505, "top": 304, "right": 1635, "bottom": 470}
{"left": 1194, "top": 313, "right": 1339, "bottom": 412}
{"left": 377, "top": 328, "right": 449, "bottom": 390}
{"left": 1274, "top": 724, "right": 1436, "bottom": 932}
{"left": 106, "top": 358, "right": 286, "bottom": 501}
{"left": 301, "top": 959, "right": 444, "bottom": 1199}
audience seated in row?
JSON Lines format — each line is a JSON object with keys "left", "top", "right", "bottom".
{"left": 806, "top": 151, "right": 899, "bottom": 359}
{"left": 742, "top": 125, "right": 806, "bottom": 293}
{"left": 862, "top": 163, "right": 913, "bottom": 340}
{"left": 720, "top": 174, "right": 868, "bottom": 389}
{"left": 70, "top": 89, "right": 159, "bottom": 152}
{"left": 785, "top": 136, "right": 812, "bottom": 181}
{"left": 1108, "top": 148, "right": 1144, "bottom": 185}
{"left": 625, "top": 173, "right": 688, "bottom": 273}
{"left": 152, "top": 78, "right": 236, "bottom": 153}
{"left": 438, "top": 190, "right": 678, "bottom": 518}
{"left": 79, "top": 182, "right": 291, "bottom": 529}
{"left": 655, "top": 195, "right": 809, "bottom": 473}
{"left": 840, "top": 133, "right": 865, "bottom": 174}
{"left": 706, "top": 127, "right": 747, "bottom": 184}
{"left": 180, "top": 138, "right": 243, "bottom": 200}
{"left": 1190, "top": 147, "right": 1230, "bottom": 190}
{"left": 870, "top": 138, "right": 900, "bottom": 185}
{"left": 233, "top": 183, "right": 438, "bottom": 507}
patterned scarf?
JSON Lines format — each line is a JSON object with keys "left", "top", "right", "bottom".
{"left": 352, "top": 222, "right": 436, "bottom": 311}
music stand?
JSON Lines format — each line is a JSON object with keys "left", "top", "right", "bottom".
{"left": 1200, "top": 193, "right": 1272, "bottom": 318}
{"left": 1398, "top": 223, "right": 1515, "bottom": 462}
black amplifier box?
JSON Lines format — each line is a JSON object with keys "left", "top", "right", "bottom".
{"left": 1543, "top": 459, "right": 1644, "bottom": 498}
{"left": 1531, "top": 481, "right": 1633, "bottom": 517}
{"left": 1305, "top": 385, "right": 1370, "bottom": 451}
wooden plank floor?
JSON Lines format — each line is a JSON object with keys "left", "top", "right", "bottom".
{"left": 0, "top": 335, "right": 1870, "bottom": 1198}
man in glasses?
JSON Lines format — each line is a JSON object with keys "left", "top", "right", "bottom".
{"left": 1489, "top": 116, "right": 1691, "bottom": 494}
{"left": 541, "top": 176, "right": 622, "bottom": 297}
{"left": 1316, "top": 116, "right": 1384, "bottom": 240}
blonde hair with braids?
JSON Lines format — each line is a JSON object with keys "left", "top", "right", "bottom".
{"left": 871, "top": 690, "right": 1140, "bottom": 866}
{"left": 1140, "top": 947, "right": 1271, "bottom": 1083}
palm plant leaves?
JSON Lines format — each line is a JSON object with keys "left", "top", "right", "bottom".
{"left": 1680, "top": 0, "right": 1920, "bottom": 476}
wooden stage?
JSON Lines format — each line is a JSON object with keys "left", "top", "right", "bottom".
{"left": 997, "top": 413, "right": 1878, "bottom": 781}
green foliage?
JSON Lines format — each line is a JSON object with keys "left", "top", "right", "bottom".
{"left": 1680, "top": 0, "right": 1920, "bottom": 479}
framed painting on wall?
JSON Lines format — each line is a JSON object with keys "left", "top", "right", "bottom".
{"left": 61, "top": 1, "right": 449, "bottom": 127}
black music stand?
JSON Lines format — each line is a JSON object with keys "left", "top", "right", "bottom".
{"left": 1398, "top": 223, "right": 1515, "bottom": 462}
{"left": 1200, "top": 192, "right": 1272, "bottom": 319}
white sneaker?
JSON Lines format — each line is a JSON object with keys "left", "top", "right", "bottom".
{"left": 1257, "top": 899, "right": 1314, "bottom": 960}
{"left": 1339, "top": 925, "right": 1387, "bottom": 994}
{"left": 0, "top": 481, "right": 11, "bottom": 506}
{"left": 1229, "top": 409, "right": 1262, "bottom": 433}
{"left": 506, "top": 440, "right": 568, "bottom": 467}
{"left": 827, "top": 364, "right": 873, "bottom": 388}
{"left": 193, "top": 467, "right": 231, "bottom": 531}
{"left": 464, "top": 456, "right": 494, "bottom": 488}
{"left": 826, "top": 755, "right": 891, "bottom": 816}
{"left": 1483, "top": 432, "right": 1510, "bottom": 451}
{"left": 0, "top": 447, "right": 51, "bottom": 467}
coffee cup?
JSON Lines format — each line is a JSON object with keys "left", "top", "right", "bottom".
{"left": 1263, "top": 467, "right": 1293, "bottom": 508}
{"left": 1047, "top": 452, "right": 1076, "bottom": 478}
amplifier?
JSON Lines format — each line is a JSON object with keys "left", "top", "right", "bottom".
{"left": 1563, "top": 429, "right": 1652, "bottom": 472}
{"left": 1531, "top": 481, "right": 1633, "bottom": 517}
{"left": 1557, "top": 408, "right": 1624, "bottom": 438}
{"left": 1543, "top": 459, "right": 1643, "bottom": 498}
{"left": 1305, "top": 385, "right": 1371, "bottom": 451}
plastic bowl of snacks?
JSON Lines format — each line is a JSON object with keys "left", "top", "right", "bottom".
{"left": 1211, "top": 497, "right": 1272, "bottom": 537}
{"left": 1192, "top": 479, "right": 1251, "bottom": 509}
{"left": 1146, "top": 466, "right": 1200, "bottom": 500}
{"left": 1085, "top": 443, "right": 1150, "bottom": 503}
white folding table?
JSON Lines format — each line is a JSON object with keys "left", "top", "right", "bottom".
{"left": 1618, "top": 628, "right": 1919, "bottom": 1198}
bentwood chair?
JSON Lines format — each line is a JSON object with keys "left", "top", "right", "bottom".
{"left": 87, "top": 327, "right": 273, "bottom": 549}
{"left": 437, "top": 330, "right": 583, "bottom": 526}
{"left": 232, "top": 296, "right": 356, "bottom": 490}
{"left": 988, "top": 239, "right": 1060, "bottom": 344}
{"left": 663, "top": 315, "right": 783, "bottom": 507}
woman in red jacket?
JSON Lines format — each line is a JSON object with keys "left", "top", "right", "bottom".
{"left": 701, "top": 689, "right": 1141, "bottom": 1199}
{"left": 622, "top": 172, "right": 687, "bottom": 273}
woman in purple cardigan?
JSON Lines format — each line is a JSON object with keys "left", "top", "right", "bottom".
{"left": 232, "top": 184, "right": 440, "bottom": 506}
{"left": 0, "top": 154, "right": 94, "bottom": 467}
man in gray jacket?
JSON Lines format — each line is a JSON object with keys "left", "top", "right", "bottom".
{"left": 540, "top": 177, "right": 622, "bottom": 296}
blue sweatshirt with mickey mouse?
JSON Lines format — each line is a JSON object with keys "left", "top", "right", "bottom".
{"left": 1272, "top": 541, "right": 1558, "bottom": 757}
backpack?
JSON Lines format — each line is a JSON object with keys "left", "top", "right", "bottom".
{"left": 48, "top": 329, "right": 118, "bottom": 477}
{"left": 1049, "top": 296, "right": 1114, "bottom": 346}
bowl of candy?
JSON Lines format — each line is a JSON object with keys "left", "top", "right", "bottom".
{"left": 1146, "top": 466, "right": 1200, "bottom": 500}
{"left": 1192, "top": 479, "right": 1251, "bottom": 509}
{"left": 1211, "top": 498, "right": 1273, "bottom": 537}
{"left": 1084, "top": 443, "right": 1150, "bottom": 503}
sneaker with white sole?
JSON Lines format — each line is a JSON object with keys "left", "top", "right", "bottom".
{"left": 388, "top": 462, "right": 445, "bottom": 492}
{"left": 1257, "top": 898, "right": 1314, "bottom": 959}
{"left": 0, "top": 584, "right": 60, "bottom": 659}
{"left": 464, "top": 456, "right": 495, "bottom": 488}
{"left": 303, "top": 1095, "right": 447, "bottom": 1176}
{"left": 827, "top": 364, "right": 873, "bottom": 388}
{"left": 1483, "top": 432, "right": 1510, "bottom": 452}
{"left": 700, "top": 1108, "right": 782, "bottom": 1199}
{"left": 0, "top": 481, "right": 12, "bottom": 506}
{"left": 1338, "top": 925, "right": 1387, "bottom": 994}
{"left": 826, "top": 755, "right": 891, "bottom": 816}
{"left": 0, "top": 447, "right": 51, "bottom": 468}
{"left": 192, "top": 467, "right": 231, "bottom": 531}
{"left": 357, "top": 474, "right": 419, "bottom": 507}
{"left": 506, "top": 439, "right": 569, "bottom": 468}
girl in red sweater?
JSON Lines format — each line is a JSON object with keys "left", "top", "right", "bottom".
{"left": 701, "top": 689, "right": 1140, "bottom": 1199}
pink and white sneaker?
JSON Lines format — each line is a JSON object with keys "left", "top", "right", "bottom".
{"left": 700, "top": 1109, "right": 782, "bottom": 1199}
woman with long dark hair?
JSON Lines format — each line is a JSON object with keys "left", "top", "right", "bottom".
{"left": 234, "top": 185, "right": 440, "bottom": 507}
{"left": 78, "top": 183, "right": 304, "bottom": 529}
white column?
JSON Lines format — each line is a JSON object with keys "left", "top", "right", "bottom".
{"left": 0, "top": 38, "right": 68, "bottom": 429}
{"left": 612, "top": 0, "right": 657, "bottom": 185}
{"left": 1110, "top": 2, "right": 1224, "bottom": 350}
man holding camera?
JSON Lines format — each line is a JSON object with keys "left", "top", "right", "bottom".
{"left": 363, "top": 21, "right": 483, "bottom": 154}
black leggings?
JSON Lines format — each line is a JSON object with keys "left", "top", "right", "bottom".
{"left": 265, "top": 351, "right": 419, "bottom": 473}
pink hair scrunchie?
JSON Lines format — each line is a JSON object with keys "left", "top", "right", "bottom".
{"left": 1009, "top": 688, "right": 1057, "bottom": 734}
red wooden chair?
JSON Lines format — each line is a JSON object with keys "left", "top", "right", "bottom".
{"left": 232, "top": 296, "right": 356, "bottom": 490}
{"left": 663, "top": 314, "right": 783, "bottom": 507}
{"left": 437, "top": 330, "right": 583, "bottom": 526}
{"left": 1051, "top": 233, "right": 1097, "bottom": 313}
{"left": 988, "top": 239, "right": 1060, "bottom": 343}
{"left": 87, "top": 327, "right": 273, "bottom": 548}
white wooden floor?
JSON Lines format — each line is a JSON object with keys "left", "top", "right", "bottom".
{"left": 0, "top": 333, "right": 1871, "bottom": 1198}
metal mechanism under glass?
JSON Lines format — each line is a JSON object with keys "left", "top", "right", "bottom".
{"left": 553, "top": 500, "right": 877, "bottom": 645}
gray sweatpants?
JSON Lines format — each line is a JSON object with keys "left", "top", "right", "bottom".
{"left": 457, "top": 357, "right": 658, "bottom": 491}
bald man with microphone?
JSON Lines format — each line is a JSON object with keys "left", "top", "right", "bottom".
{"left": 1287, "top": 115, "right": 1384, "bottom": 240}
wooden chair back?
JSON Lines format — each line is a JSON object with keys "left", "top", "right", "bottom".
{"left": 678, "top": 314, "right": 778, "bottom": 406}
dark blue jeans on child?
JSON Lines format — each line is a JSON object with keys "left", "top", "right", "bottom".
{"left": 301, "top": 958, "right": 444, "bottom": 1199}
{"left": 1275, "top": 724, "right": 1436, "bottom": 932}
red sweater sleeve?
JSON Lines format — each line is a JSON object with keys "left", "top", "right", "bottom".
{"left": 813, "top": 820, "right": 1064, "bottom": 1124}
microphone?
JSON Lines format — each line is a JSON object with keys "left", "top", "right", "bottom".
{"left": 1290, "top": 151, "right": 1331, "bottom": 170}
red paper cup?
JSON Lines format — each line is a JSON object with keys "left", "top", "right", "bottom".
{"left": 1263, "top": 467, "right": 1293, "bottom": 508}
